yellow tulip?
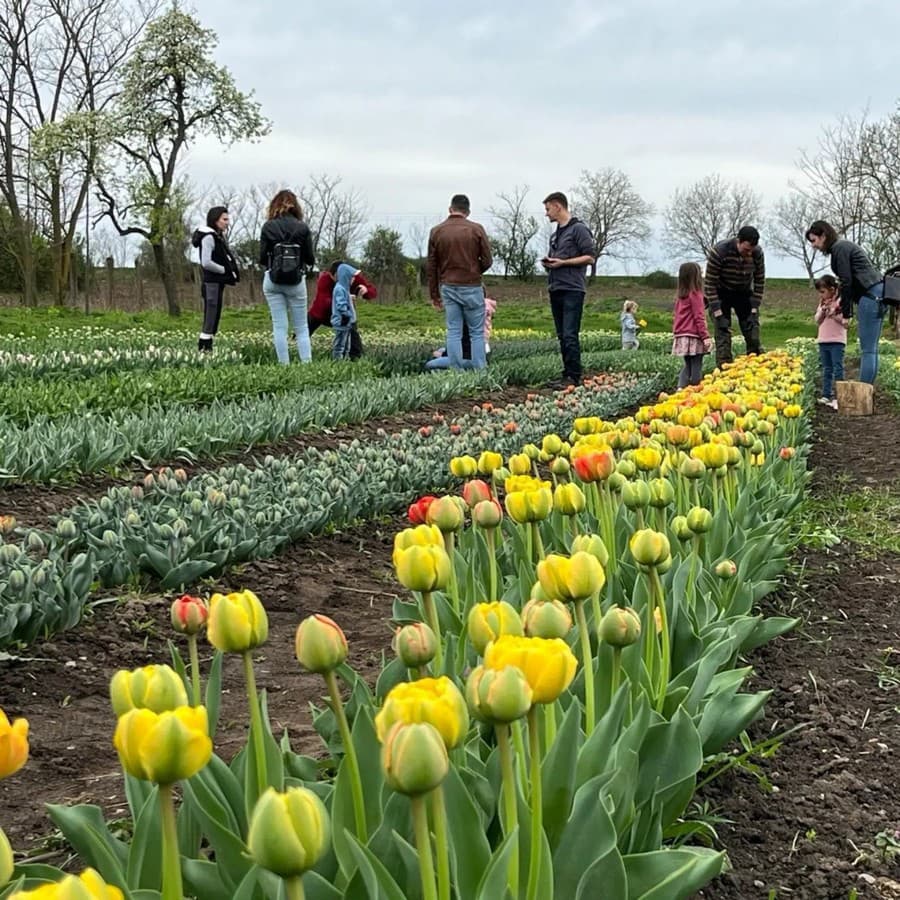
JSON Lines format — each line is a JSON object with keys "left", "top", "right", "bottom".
{"left": 392, "top": 524, "right": 444, "bottom": 568}
{"left": 553, "top": 482, "right": 586, "bottom": 516}
{"left": 571, "top": 533, "right": 609, "bottom": 568}
{"left": 109, "top": 665, "right": 188, "bottom": 718}
{"left": 449, "top": 455, "right": 477, "bottom": 478}
{"left": 633, "top": 446, "right": 662, "bottom": 472}
{"left": 207, "top": 590, "right": 268, "bottom": 653}
{"left": 628, "top": 529, "right": 671, "bottom": 567}
{"left": 467, "top": 601, "right": 523, "bottom": 655}
{"left": 484, "top": 635, "right": 577, "bottom": 704}
{"left": 394, "top": 544, "right": 451, "bottom": 592}
{"left": 7, "top": 868, "right": 124, "bottom": 899}
{"left": 248, "top": 786, "right": 330, "bottom": 878}
{"left": 381, "top": 722, "right": 449, "bottom": 796}
{"left": 425, "top": 496, "right": 465, "bottom": 533}
{"left": 686, "top": 506, "right": 713, "bottom": 534}
{"left": 1, "top": 825, "right": 12, "bottom": 888}
{"left": 504, "top": 474, "right": 548, "bottom": 494}
{"left": 507, "top": 453, "right": 532, "bottom": 476}
{"left": 375, "top": 676, "right": 469, "bottom": 749}
{"left": 521, "top": 598, "right": 572, "bottom": 639}
{"left": 113, "top": 706, "right": 212, "bottom": 784}
{"left": 0, "top": 708, "right": 28, "bottom": 779}
{"left": 504, "top": 485, "right": 552, "bottom": 524}
{"left": 477, "top": 451, "right": 504, "bottom": 475}
{"left": 541, "top": 434, "right": 563, "bottom": 456}
{"left": 536, "top": 552, "right": 605, "bottom": 603}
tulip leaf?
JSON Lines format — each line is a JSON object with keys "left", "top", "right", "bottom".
{"left": 375, "top": 656, "right": 408, "bottom": 702}
{"left": 45, "top": 803, "right": 128, "bottom": 890}
{"left": 182, "top": 858, "right": 230, "bottom": 900}
{"left": 698, "top": 689, "right": 772, "bottom": 756}
{"left": 159, "top": 558, "right": 218, "bottom": 590}
{"left": 205, "top": 650, "right": 225, "bottom": 739}
{"left": 126, "top": 785, "right": 162, "bottom": 890}
{"left": 542, "top": 699, "right": 583, "bottom": 852}
{"left": 302, "top": 871, "right": 342, "bottom": 900}
{"left": 739, "top": 615, "right": 799, "bottom": 654}
{"left": 443, "top": 766, "right": 492, "bottom": 899}
{"left": 124, "top": 772, "right": 154, "bottom": 824}
{"left": 230, "top": 864, "right": 262, "bottom": 900}
{"left": 623, "top": 847, "right": 726, "bottom": 899}
{"left": 344, "top": 830, "right": 407, "bottom": 900}
{"left": 474, "top": 825, "right": 517, "bottom": 900}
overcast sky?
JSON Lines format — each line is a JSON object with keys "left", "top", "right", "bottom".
{"left": 189, "top": 0, "right": 900, "bottom": 276}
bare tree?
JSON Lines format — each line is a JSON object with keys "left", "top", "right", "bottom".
{"left": 488, "top": 184, "right": 540, "bottom": 279}
{"left": 767, "top": 191, "right": 822, "bottom": 283}
{"left": 569, "top": 168, "right": 653, "bottom": 275}
{"left": 0, "top": 0, "right": 156, "bottom": 305}
{"left": 407, "top": 216, "right": 435, "bottom": 284}
{"left": 663, "top": 174, "right": 762, "bottom": 260}
{"left": 298, "top": 172, "right": 368, "bottom": 263}
{"left": 857, "top": 111, "right": 900, "bottom": 267}
{"left": 96, "top": 8, "right": 270, "bottom": 315}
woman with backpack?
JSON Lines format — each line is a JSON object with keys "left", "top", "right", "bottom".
{"left": 806, "top": 220, "right": 885, "bottom": 383}
{"left": 259, "top": 189, "right": 316, "bottom": 364}
{"left": 191, "top": 206, "right": 240, "bottom": 353}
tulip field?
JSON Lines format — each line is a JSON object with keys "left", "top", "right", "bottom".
{"left": 2, "top": 322, "right": 900, "bottom": 900}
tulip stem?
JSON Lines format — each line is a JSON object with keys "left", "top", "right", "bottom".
{"left": 610, "top": 646, "right": 622, "bottom": 698}
{"left": 574, "top": 602, "right": 595, "bottom": 736}
{"left": 525, "top": 706, "right": 543, "bottom": 900}
{"left": 444, "top": 532, "right": 460, "bottom": 616}
{"left": 543, "top": 702, "right": 556, "bottom": 751}
{"left": 430, "top": 785, "right": 451, "bottom": 900}
{"left": 513, "top": 721, "right": 529, "bottom": 799}
{"left": 485, "top": 527, "right": 499, "bottom": 602}
{"left": 531, "top": 522, "right": 545, "bottom": 562}
{"left": 421, "top": 592, "right": 444, "bottom": 672}
{"left": 188, "top": 634, "right": 201, "bottom": 706}
{"left": 242, "top": 651, "right": 268, "bottom": 802}
{"left": 324, "top": 670, "right": 368, "bottom": 843}
{"left": 496, "top": 724, "right": 519, "bottom": 898}
{"left": 285, "top": 876, "right": 306, "bottom": 900}
{"left": 412, "top": 794, "right": 439, "bottom": 900}
{"left": 159, "top": 783, "right": 183, "bottom": 900}
{"left": 650, "top": 568, "right": 670, "bottom": 714}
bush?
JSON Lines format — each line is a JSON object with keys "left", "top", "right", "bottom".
{"left": 640, "top": 269, "right": 677, "bottom": 289}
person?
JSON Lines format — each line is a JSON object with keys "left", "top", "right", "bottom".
{"left": 672, "top": 261, "right": 712, "bottom": 388}
{"left": 813, "top": 274, "right": 849, "bottom": 409}
{"left": 426, "top": 194, "right": 493, "bottom": 370}
{"left": 425, "top": 292, "right": 497, "bottom": 370}
{"left": 621, "top": 300, "right": 640, "bottom": 349}
{"left": 308, "top": 262, "right": 378, "bottom": 359}
{"left": 330, "top": 263, "right": 359, "bottom": 360}
{"left": 704, "top": 225, "right": 765, "bottom": 368}
{"left": 258, "top": 189, "right": 315, "bottom": 365}
{"left": 806, "top": 220, "right": 884, "bottom": 383}
{"left": 541, "top": 192, "right": 597, "bottom": 387}
{"left": 191, "top": 206, "right": 239, "bottom": 353}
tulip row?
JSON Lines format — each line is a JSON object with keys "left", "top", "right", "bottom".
{"left": 0, "top": 373, "right": 661, "bottom": 647}
{"left": 1, "top": 351, "right": 815, "bottom": 900}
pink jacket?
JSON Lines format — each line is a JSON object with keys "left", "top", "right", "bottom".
{"left": 673, "top": 290, "right": 710, "bottom": 340}
{"left": 815, "top": 299, "right": 848, "bottom": 344}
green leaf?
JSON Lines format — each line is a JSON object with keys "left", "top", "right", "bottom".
{"left": 623, "top": 847, "right": 726, "bottom": 899}
{"left": 126, "top": 785, "right": 162, "bottom": 890}
{"left": 443, "top": 767, "right": 491, "bottom": 899}
{"left": 206, "top": 650, "right": 224, "bottom": 739}
{"left": 302, "top": 870, "right": 343, "bottom": 900}
{"left": 474, "top": 826, "right": 517, "bottom": 900}
{"left": 182, "top": 858, "right": 230, "bottom": 900}
{"left": 542, "top": 699, "right": 583, "bottom": 852}
{"left": 45, "top": 804, "right": 128, "bottom": 890}
{"left": 344, "top": 830, "right": 407, "bottom": 900}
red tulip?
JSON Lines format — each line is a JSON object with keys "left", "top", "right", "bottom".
{"left": 461, "top": 479, "right": 492, "bottom": 508}
{"left": 408, "top": 495, "right": 438, "bottom": 525}
{"left": 171, "top": 594, "right": 209, "bottom": 635}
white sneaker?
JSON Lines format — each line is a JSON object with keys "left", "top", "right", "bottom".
{"left": 829, "top": 398, "right": 838, "bottom": 410}
{"left": 817, "top": 397, "right": 831, "bottom": 405}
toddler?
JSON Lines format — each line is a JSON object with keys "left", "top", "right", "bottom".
{"left": 814, "top": 274, "right": 849, "bottom": 409}
{"left": 621, "top": 300, "right": 640, "bottom": 349}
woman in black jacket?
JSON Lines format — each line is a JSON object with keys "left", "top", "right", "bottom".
{"left": 258, "top": 190, "right": 316, "bottom": 364}
{"left": 191, "top": 206, "right": 239, "bottom": 353}
{"left": 806, "top": 220, "right": 885, "bottom": 383}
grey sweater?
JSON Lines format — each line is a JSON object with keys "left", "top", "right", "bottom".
{"left": 828, "top": 239, "right": 882, "bottom": 317}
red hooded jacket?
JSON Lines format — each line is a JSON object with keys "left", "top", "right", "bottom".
{"left": 309, "top": 270, "right": 378, "bottom": 325}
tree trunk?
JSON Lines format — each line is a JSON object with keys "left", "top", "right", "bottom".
{"left": 152, "top": 241, "right": 181, "bottom": 316}
{"left": 14, "top": 221, "right": 38, "bottom": 307}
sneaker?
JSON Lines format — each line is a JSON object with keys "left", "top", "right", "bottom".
{"left": 817, "top": 396, "right": 832, "bottom": 405}
{"left": 829, "top": 398, "right": 838, "bottom": 410}
{"left": 545, "top": 376, "right": 568, "bottom": 390}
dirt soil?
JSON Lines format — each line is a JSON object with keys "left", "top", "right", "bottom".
{"left": 3, "top": 388, "right": 900, "bottom": 900}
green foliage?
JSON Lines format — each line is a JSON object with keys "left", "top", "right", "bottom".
{"left": 641, "top": 270, "right": 677, "bottom": 289}
{"left": 362, "top": 226, "right": 406, "bottom": 283}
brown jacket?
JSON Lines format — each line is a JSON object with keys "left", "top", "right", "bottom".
{"left": 426, "top": 214, "right": 493, "bottom": 300}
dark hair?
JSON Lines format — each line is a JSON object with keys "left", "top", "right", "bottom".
{"left": 805, "top": 219, "right": 838, "bottom": 251}
{"left": 676, "top": 261, "right": 703, "bottom": 298}
{"left": 449, "top": 194, "right": 470, "bottom": 213}
{"left": 206, "top": 206, "right": 229, "bottom": 230}
{"left": 736, "top": 225, "right": 760, "bottom": 245}
{"left": 814, "top": 274, "right": 840, "bottom": 292}
{"left": 542, "top": 191, "right": 568, "bottom": 208}
{"left": 329, "top": 260, "right": 344, "bottom": 276}
{"left": 267, "top": 189, "right": 303, "bottom": 221}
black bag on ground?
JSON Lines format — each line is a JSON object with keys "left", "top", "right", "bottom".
{"left": 269, "top": 242, "right": 304, "bottom": 285}
{"left": 882, "top": 265, "right": 900, "bottom": 308}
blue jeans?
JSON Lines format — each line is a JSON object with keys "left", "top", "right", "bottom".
{"left": 441, "top": 284, "right": 486, "bottom": 369}
{"left": 263, "top": 273, "right": 310, "bottom": 364}
{"left": 818, "top": 342, "right": 845, "bottom": 399}
{"left": 857, "top": 283, "right": 885, "bottom": 384}
{"left": 332, "top": 326, "right": 352, "bottom": 360}
{"left": 549, "top": 289, "right": 584, "bottom": 381}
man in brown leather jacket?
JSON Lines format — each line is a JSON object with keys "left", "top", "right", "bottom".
{"left": 426, "top": 194, "right": 493, "bottom": 369}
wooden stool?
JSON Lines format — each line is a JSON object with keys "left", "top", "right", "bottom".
{"left": 835, "top": 380, "right": 874, "bottom": 415}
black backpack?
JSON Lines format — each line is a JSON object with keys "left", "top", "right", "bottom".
{"left": 269, "top": 241, "right": 304, "bottom": 285}
{"left": 882, "top": 264, "right": 900, "bottom": 308}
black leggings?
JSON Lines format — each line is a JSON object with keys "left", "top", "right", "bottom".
{"left": 678, "top": 354, "right": 703, "bottom": 388}
{"left": 308, "top": 317, "right": 363, "bottom": 359}
{"left": 201, "top": 282, "right": 226, "bottom": 336}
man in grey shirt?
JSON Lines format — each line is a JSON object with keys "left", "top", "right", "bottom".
{"left": 541, "top": 192, "right": 596, "bottom": 387}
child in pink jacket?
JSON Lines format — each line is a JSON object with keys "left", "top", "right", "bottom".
{"left": 671, "top": 262, "right": 711, "bottom": 387}
{"left": 814, "top": 274, "right": 849, "bottom": 409}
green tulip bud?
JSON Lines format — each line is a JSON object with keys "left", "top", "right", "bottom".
{"left": 465, "top": 665, "right": 533, "bottom": 723}
{"left": 248, "top": 786, "right": 330, "bottom": 877}
{"left": 598, "top": 606, "right": 642, "bottom": 647}
{"left": 381, "top": 722, "right": 449, "bottom": 795}
{"left": 686, "top": 506, "right": 713, "bottom": 534}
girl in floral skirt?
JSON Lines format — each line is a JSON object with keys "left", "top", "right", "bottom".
{"left": 672, "top": 261, "right": 712, "bottom": 387}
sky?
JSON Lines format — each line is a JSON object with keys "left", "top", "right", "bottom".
{"left": 187, "top": 0, "right": 900, "bottom": 276}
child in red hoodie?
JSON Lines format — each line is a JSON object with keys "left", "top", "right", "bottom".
{"left": 672, "top": 261, "right": 712, "bottom": 387}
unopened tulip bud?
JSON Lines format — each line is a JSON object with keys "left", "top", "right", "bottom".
{"left": 671, "top": 515, "right": 693, "bottom": 542}
{"left": 553, "top": 482, "right": 586, "bottom": 516}
{"left": 394, "top": 544, "right": 451, "bottom": 592}
{"left": 629, "top": 529, "right": 671, "bottom": 568}
{"left": 170, "top": 594, "right": 208, "bottom": 636}
{"left": 110, "top": 664, "right": 188, "bottom": 717}
{"left": 508, "top": 453, "right": 532, "bottom": 476}
{"left": 622, "top": 480, "right": 651, "bottom": 510}
{"left": 0, "top": 515, "right": 15, "bottom": 536}
{"left": 0, "top": 708, "right": 28, "bottom": 779}
{"left": 550, "top": 456, "right": 570, "bottom": 477}
{"left": 477, "top": 451, "right": 503, "bottom": 475}
{"left": 616, "top": 458, "right": 636, "bottom": 479}
{"left": 248, "top": 786, "right": 330, "bottom": 878}
{"left": 462, "top": 479, "right": 492, "bottom": 508}
{"left": 55, "top": 518, "right": 77, "bottom": 540}
{"left": 450, "top": 455, "right": 477, "bottom": 478}
{"left": 491, "top": 466, "right": 511, "bottom": 489}
{"left": 648, "top": 478, "right": 675, "bottom": 508}
{"left": 426, "top": 495, "right": 464, "bottom": 533}
{"left": 395, "top": 622, "right": 437, "bottom": 668}
{"left": 468, "top": 601, "right": 523, "bottom": 655}
{"left": 607, "top": 471, "right": 627, "bottom": 492}
{"left": 522, "top": 443, "right": 540, "bottom": 460}
{"left": 715, "top": 559, "right": 738, "bottom": 580}
{"left": 466, "top": 665, "right": 533, "bottom": 723}
{"left": 472, "top": 498, "right": 503, "bottom": 529}
{"left": 408, "top": 495, "right": 437, "bottom": 525}
{"left": 0, "top": 825, "right": 11, "bottom": 887}
{"left": 541, "top": 434, "right": 563, "bottom": 457}
{"left": 686, "top": 506, "right": 713, "bottom": 534}
{"left": 751, "top": 438, "right": 765, "bottom": 455}
{"left": 295, "top": 614, "right": 349, "bottom": 674}
{"left": 779, "top": 447, "right": 795, "bottom": 461}
{"left": 381, "top": 721, "right": 449, "bottom": 795}
{"left": 598, "top": 606, "right": 642, "bottom": 647}
{"left": 207, "top": 590, "right": 269, "bottom": 653}
{"left": 571, "top": 533, "right": 609, "bottom": 568}
{"left": 521, "top": 598, "right": 572, "bottom": 638}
